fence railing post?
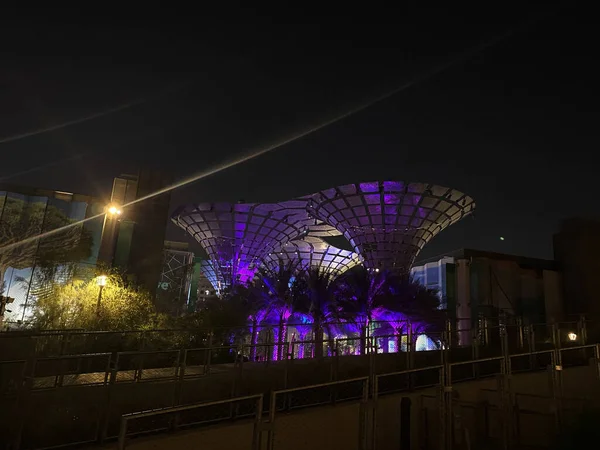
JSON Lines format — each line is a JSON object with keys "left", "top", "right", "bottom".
{"left": 371, "top": 376, "right": 379, "bottom": 450}
{"left": 595, "top": 344, "right": 600, "bottom": 382}
{"left": 13, "top": 351, "right": 35, "bottom": 450}
{"left": 578, "top": 314, "right": 587, "bottom": 345}
{"left": 283, "top": 341, "right": 290, "bottom": 390}
{"left": 498, "top": 360, "right": 514, "bottom": 450}
{"left": 100, "top": 351, "right": 119, "bottom": 442}
{"left": 252, "top": 395, "right": 263, "bottom": 450}
{"left": 333, "top": 339, "right": 340, "bottom": 382}
{"left": 266, "top": 390, "right": 277, "bottom": 450}
{"left": 551, "top": 322, "right": 559, "bottom": 350}
{"left": 117, "top": 416, "right": 127, "bottom": 450}
{"left": 517, "top": 316, "right": 524, "bottom": 350}
{"left": 205, "top": 333, "right": 213, "bottom": 375}
{"left": 549, "top": 350, "right": 563, "bottom": 432}
{"left": 358, "top": 378, "right": 370, "bottom": 450}
{"left": 407, "top": 324, "right": 414, "bottom": 370}
{"left": 438, "top": 359, "right": 451, "bottom": 450}
{"left": 173, "top": 349, "right": 185, "bottom": 407}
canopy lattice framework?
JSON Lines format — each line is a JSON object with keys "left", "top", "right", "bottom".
{"left": 306, "top": 181, "right": 475, "bottom": 273}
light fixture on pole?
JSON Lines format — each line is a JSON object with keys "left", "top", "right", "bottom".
{"left": 96, "top": 275, "right": 107, "bottom": 317}
{"left": 106, "top": 205, "right": 122, "bottom": 216}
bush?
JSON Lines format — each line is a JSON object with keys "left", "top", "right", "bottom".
{"left": 30, "top": 273, "right": 167, "bottom": 331}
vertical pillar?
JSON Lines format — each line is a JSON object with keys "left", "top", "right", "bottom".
{"left": 98, "top": 215, "right": 120, "bottom": 266}
{"left": 400, "top": 397, "right": 411, "bottom": 450}
{"left": 456, "top": 259, "right": 471, "bottom": 346}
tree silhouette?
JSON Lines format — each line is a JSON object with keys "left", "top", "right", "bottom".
{"left": 377, "top": 274, "right": 444, "bottom": 349}
{"left": 336, "top": 266, "right": 390, "bottom": 354}
{"left": 292, "top": 269, "right": 338, "bottom": 358}
{"left": 254, "top": 263, "right": 297, "bottom": 360}
{"left": 227, "top": 283, "right": 272, "bottom": 360}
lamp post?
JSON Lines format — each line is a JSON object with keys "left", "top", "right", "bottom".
{"left": 96, "top": 275, "right": 107, "bottom": 317}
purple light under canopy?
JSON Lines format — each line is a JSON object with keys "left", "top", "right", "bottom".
{"left": 261, "top": 235, "right": 361, "bottom": 279}
{"left": 306, "top": 181, "right": 475, "bottom": 273}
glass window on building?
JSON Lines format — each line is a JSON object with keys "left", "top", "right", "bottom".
{"left": 412, "top": 268, "right": 425, "bottom": 285}
{"left": 426, "top": 266, "right": 439, "bottom": 286}
{"left": 0, "top": 193, "right": 49, "bottom": 322}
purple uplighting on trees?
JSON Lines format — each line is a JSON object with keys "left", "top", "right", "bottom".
{"left": 171, "top": 180, "right": 474, "bottom": 359}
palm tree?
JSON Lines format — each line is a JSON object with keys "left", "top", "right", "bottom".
{"left": 228, "top": 283, "right": 272, "bottom": 360}
{"left": 376, "top": 275, "right": 443, "bottom": 350}
{"left": 255, "top": 263, "right": 297, "bottom": 360}
{"left": 292, "top": 268, "right": 337, "bottom": 358}
{"left": 336, "top": 266, "right": 390, "bottom": 355}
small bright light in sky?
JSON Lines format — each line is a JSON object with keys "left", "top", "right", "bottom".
{"left": 500, "top": 236, "right": 505, "bottom": 241}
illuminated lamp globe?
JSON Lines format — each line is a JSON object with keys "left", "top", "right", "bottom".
{"left": 107, "top": 205, "right": 122, "bottom": 215}
{"left": 96, "top": 275, "right": 108, "bottom": 287}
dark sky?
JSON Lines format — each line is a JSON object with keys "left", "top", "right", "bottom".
{"left": 1, "top": 5, "right": 598, "bottom": 261}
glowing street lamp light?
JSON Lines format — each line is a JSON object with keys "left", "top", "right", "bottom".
{"left": 96, "top": 275, "right": 108, "bottom": 317}
{"left": 567, "top": 331, "right": 577, "bottom": 342}
{"left": 106, "top": 205, "right": 122, "bottom": 216}
{"left": 96, "top": 275, "right": 108, "bottom": 287}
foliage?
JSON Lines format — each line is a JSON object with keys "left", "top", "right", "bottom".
{"left": 254, "top": 263, "right": 298, "bottom": 321}
{"left": 336, "top": 267, "right": 390, "bottom": 325}
{"left": 178, "top": 286, "right": 251, "bottom": 346}
{"left": 189, "top": 266, "right": 444, "bottom": 338}
{"left": 29, "top": 272, "right": 164, "bottom": 331}
{"left": 380, "top": 273, "right": 445, "bottom": 333}
{"left": 292, "top": 269, "right": 337, "bottom": 328}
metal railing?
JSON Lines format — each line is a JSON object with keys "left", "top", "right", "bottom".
{"left": 0, "top": 316, "right": 592, "bottom": 357}
{"left": 117, "top": 394, "right": 264, "bottom": 450}
{"left": 266, "top": 377, "right": 370, "bottom": 450}
{"left": 106, "top": 345, "right": 600, "bottom": 450}
{"left": 3, "top": 321, "right": 600, "bottom": 450}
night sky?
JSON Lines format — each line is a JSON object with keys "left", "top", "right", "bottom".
{"left": 1, "top": 6, "right": 598, "bottom": 261}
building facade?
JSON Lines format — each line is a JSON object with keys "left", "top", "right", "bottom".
{"left": 553, "top": 218, "right": 600, "bottom": 317}
{"left": 1, "top": 170, "right": 174, "bottom": 324}
{"left": 412, "top": 249, "right": 563, "bottom": 343}
{"left": 98, "top": 170, "right": 172, "bottom": 296}
{"left": 0, "top": 184, "right": 105, "bottom": 322}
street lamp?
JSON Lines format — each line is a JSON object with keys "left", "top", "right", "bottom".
{"left": 106, "top": 205, "right": 122, "bottom": 216}
{"left": 96, "top": 275, "right": 107, "bottom": 317}
{"left": 567, "top": 331, "right": 577, "bottom": 342}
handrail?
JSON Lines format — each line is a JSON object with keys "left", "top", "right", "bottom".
{"left": 271, "top": 376, "right": 369, "bottom": 396}
{"left": 508, "top": 349, "right": 554, "bottom": 358}
{"left": 34, "top": 352, "right": 111, "bottom": 360}
{"left": 116, "top": 349, "right": 180, "bottom": 357}
{"left": 118, "top": 394, "right": 264, "bottom": 450}
{"left": 376, "top": 364, "right": 443, "bottom": 379}
{"left": 266, "top": 376, "right": 369, "bottom": 450}
{"left": 558, "top": 344, "right": 598, "bottom": 352}
{"left": 121, "top": 394, "right": 263, "bottom": 420}
{"left": 449, "top": 356, "right": 504, "bottom": 367}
